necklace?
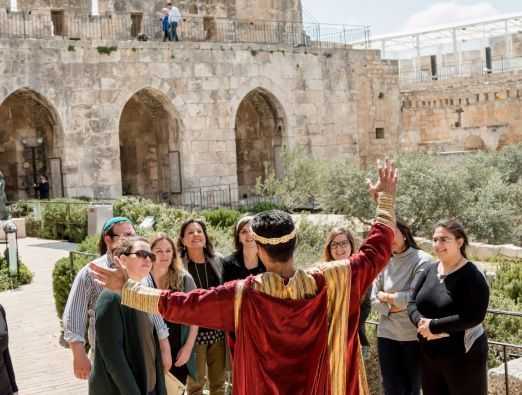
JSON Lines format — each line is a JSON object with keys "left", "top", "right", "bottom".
{"left": 437, "top": 257, "right": 467, "bottom": 283}
{"left": 192, "top": 260, "right": 209, "bottom": 289}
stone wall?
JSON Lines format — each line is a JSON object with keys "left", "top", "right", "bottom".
{"left": 400, "top": 71, "right": 522, "bottom": 153}
{"left": 8, "top": 0, "right": 302, "bottom": 21}
{"left": 0, "top": 39, "right": 398, "bottom": 200}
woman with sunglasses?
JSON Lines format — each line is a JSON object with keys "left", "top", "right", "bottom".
{"left": 322, "top": 227, "right": 372, "bottom": 357}
{"left": 371, "top": 220, "right": 434, "bottom": 395}
{"left": 177, "top": 219, "right": 226, "bottom": 395}
{"left": 150, "top": 233, "right": 198, "bottom": 385}
{"left": 408, "top": 220, "right": 489, "bottom": 395}
{"left": 89, "top": 236, "right": 166, "bottom": 395}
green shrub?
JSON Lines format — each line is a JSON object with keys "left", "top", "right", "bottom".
{"left": 52, "top": 252, "right": 95, "bottom": 319}
{"left": 201, "top": 208, "right": 242, "bottom": 229}
{"left": 256, "top": 146, "right": 329, "bottom": 210}
{"left": 492, "top": 260, "right": 522, "bottom": 304}
{"left": 242, "top": 200, "right": 287, "bottom": 213}
{"left": 0, "top": 256, "right": 33, "bottom": 291}
{"left": 39, "top": 200, "right": 88, "bottom": 242}
{"left": 77, "top": 234, "right": 100, "bottom": 254}
{"left": 294, "top": 217, "right": 330, "bottom": 268}
{"left": 25, "top": 215, "right": 42, "bottom": 237}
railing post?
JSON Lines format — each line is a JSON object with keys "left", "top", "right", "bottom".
{"left": 503, "top": 345, "right": 509, "bottom": 395}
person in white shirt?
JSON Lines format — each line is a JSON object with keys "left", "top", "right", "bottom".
{"left": 167, "top": 3, "right": 182, "bottom": 41}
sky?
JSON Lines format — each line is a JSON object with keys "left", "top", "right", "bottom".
{"left": 301, "top": 1, "right": 522, "bottom": 36}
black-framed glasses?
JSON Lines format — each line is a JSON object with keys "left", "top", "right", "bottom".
{"left": 123, "top": 250, "right": 156, "bottom": 262}
{"left": 330, "top": 240, "right": 350, "bottom": 250}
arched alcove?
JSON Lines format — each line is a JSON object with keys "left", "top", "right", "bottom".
{"left": 0, "top": 88, "right": 64, "bottom": 200}
{"left": 234, "top": 88, "right": 286, "bottom": 198}
{"left": 118, "top": 88, "right": 182, "bottom": 202}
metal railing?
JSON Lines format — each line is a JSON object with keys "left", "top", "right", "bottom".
{"left": 179, "top": 184, "right": 279, "bottom": 211}
{"left": 400, "top": 55, "right": 522, "bottom": 83}
{"left": 365, "top": 309, "right": 522, "bottom": 395}
{"left": 0, "top": 11, "right": 370, "bottom": 48}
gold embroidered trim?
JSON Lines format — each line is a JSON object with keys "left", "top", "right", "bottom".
{"left": 252, "top": 229, "right": 297, "bottom": 245}
{"left": 357, "top": 338, "right": 370, "bottom": 395}
{"left": 234, "top": 280, "right": 245, "bottom": 332}
{"left": 252, "top": 270, "right": 317, "bottom": 300}
{"left": 121, "top": 279, "right": 162, "bottom": 315}
{"left": 321, "top": 261, "right": 350, "bottom": 395}
{"left": 375, "top": 192, "right": 395, "bottom": 228}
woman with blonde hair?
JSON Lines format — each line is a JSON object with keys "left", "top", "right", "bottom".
{"left": 323, "top": 227, "right": 371, "bottom": 357}
{"left": 150, "top": 233, "right": 198, "bottom": 385}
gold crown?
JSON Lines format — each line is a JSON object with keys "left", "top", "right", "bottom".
{"left": 252, "top": 229, "right": 297, "bottom": 245}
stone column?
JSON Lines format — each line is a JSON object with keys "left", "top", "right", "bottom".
{"left": 90, "top": 0, "right": 99, "bottom": 16}
{"left": 9, "top": 0, "right": 18, "bottom": 12}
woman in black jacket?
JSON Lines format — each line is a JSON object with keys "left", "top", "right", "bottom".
{"left": 0, "top": 304, "right": 18, "bottom": 395}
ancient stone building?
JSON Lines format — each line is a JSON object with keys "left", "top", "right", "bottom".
{"left": 356, "top": 14, "right": 522, "bottom": 155}
{"left": 0, "top": 0, "right": 399, "bottom": 201}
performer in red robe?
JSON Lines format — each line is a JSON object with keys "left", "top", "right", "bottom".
{"left": 91, "top": 161, "right": 398, "bottom": 395}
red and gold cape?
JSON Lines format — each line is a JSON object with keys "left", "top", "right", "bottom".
{"left": 122, "top": 194, "right": 395, "bottom": 395}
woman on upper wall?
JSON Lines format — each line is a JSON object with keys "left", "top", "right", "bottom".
{"left": 408, "top": 219, "right": 490, "bottom": 395}
{"left": 371, "top": 220, "right": 434, "bottom": 395}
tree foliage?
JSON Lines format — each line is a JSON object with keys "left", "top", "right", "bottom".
{"left": 256, "top": 145, "right": 522, "bottom": 245}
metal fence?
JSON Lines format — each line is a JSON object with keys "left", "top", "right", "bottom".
{"left": 365, "top": 308, "right": 522, "bottom": 395}
{"left": 0, "top": 11, "right": 369, "bottom": 48}
{"left": 179, "top": 184, "right": 279, "bottom": 211}
{"left": 400, "top": 55, "right": 522, "bottom": 83}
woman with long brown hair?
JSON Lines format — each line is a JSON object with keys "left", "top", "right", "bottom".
{"left": 150, "top": 233, "right": 198, "bottom": 385}
{"left": 177, "top": 219, "right": 226, "bottom": 395}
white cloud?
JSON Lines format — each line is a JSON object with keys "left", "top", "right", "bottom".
{"left": 403, "top": 2, "right": 501, "bottom": 32}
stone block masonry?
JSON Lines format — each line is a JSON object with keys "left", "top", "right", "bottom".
{"left": 0, "top": 39, "right": 399, "bottom": 201}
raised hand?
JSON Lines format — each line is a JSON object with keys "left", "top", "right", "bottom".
{"left": 366, "top": 159, "right": 399, "bottom": 200}
{"left": 89, "top": 256, "right": 128, "bottom": 293}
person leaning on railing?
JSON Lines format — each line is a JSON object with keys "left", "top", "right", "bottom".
{"left": 408, "top": 219, "right": 490, "bottom": 395}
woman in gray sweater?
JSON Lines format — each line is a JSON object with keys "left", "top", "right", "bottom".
{"left": 371, "top": 220, "right": 434, "bottom": 395}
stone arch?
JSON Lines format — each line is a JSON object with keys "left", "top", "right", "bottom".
{"left": 496, "top": 132, "right": 522, "bottom": 151}
{"left": 118, "top": 87, "right": 182, "bottom": 202}
{"left": 0, "top": 88, "right": 64, "bottom": 200}
{"left": 463, "top": 135, "right": 486, "bottom": 151}
{"left": 234, "top": 87, "right": 287, "bottom": 198}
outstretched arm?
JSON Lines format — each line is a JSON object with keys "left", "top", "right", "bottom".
{"left": 349, "top": 159, "right": 397, "bottom": 297}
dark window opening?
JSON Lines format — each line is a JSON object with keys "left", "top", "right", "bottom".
{"left": 375, "top": 128, "right": 385, "bottom": 139}
{"left": 131, "top": 13, "right": 143, "bottom": 38}
{"left": 51, "top": 10, "right": 65, "bottom": 36}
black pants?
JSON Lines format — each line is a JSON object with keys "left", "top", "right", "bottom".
{"left": 378, "top": 337, "right": 421, "bottom": 395}
{"left": 420, "top": 334, "right": 488, "bottom": 395}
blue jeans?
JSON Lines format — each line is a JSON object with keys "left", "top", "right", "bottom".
{"left": 378, "top": 337, "right": 421, "bottom": 395}
{"left": 169, "top": 21, "right": 179, "bottom": 41}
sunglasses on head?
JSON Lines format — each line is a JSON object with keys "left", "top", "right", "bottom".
{"left": 123, "top": 250, "right": 156, "bottom": 262}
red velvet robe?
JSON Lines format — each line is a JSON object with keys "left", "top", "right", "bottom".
{"left": 157, "top": 223, "right": 393, "bottom": 395}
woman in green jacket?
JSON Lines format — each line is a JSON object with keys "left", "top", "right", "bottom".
{"left": 89, "top": 236, "right": 166, "bottom": 395}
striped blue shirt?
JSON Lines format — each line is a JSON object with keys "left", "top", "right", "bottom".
{"left": 62, "top": 254, "right": 168, "bottom": 349}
